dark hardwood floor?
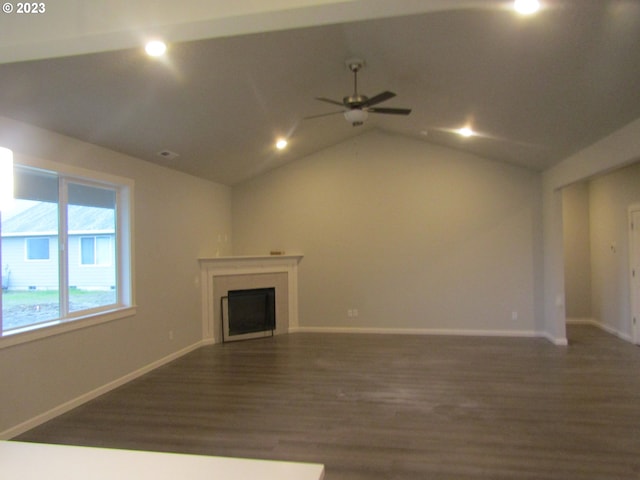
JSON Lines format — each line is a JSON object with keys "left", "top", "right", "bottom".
{"left": 15, "top": 325, "right": 640, "bottom": 479}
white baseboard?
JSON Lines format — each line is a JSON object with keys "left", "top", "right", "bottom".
{"left": 539, "top": 330, "right": 569, "bottom": 346}
{"left": 566, "top": 317, "right": 599, "bottom": 326}
{"left": 597, "top": 322, "right": 633, "bottom": 342}
{"left": 566, "top": 317, "right": 633, "bottom": 342}
{"left": 291, "top": 325, "right": 547, "bottom": 339}
{"left": 0, "top": 340, "right": 204, "bottom": 440}
{"left": 292, "top": 326, "right": 569, "bottom": 345}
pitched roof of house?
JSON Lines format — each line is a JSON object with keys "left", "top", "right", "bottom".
{"left": 1, "top": 202, "right": 114, "bottom": 236}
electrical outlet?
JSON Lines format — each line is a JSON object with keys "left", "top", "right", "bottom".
{"left": 511, "top": 311, "right": 518, "bottom": 321}
{"left": 169, "top": 330, "right": 174, "bottom": 340}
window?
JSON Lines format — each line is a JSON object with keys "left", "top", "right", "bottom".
{"left": 0, "top": 160, "right": 134, "bottom": 343}
{"left": 80, "top": 236, "right": 112, "bottom": 266}
{"left": 26, "top": 237, "right": 50, "bottom": 260}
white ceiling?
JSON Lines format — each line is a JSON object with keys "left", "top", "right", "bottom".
{"left": 0, "top": 0, "right": 639, "bottom": 185}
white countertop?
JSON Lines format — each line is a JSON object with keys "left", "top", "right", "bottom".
{"left": 0, "top": 441, "right": 324, "bottom": 480}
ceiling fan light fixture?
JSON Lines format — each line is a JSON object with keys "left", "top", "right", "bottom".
{"left": 344, "top": 108, "right": 368, "bottom": 126}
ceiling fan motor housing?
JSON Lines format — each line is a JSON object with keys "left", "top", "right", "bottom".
{"left": 343, "top": 94, "right": 368, "bottom": 108}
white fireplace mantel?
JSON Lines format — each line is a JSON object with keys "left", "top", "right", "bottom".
{"left": 199, "top": 255, "right": 303, "bottom": 343}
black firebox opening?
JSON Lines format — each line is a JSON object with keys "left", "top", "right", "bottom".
{"left": 226, "top": 287, "right": 275, "bottom": 338}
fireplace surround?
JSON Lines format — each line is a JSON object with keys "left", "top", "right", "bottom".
{"left": 199, "top": 255, "right": 303, "bottom": 344}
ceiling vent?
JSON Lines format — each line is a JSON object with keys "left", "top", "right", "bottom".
{"left": 156, "top": 150, "right": 180, "bottom": 160}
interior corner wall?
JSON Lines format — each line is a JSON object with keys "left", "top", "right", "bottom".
{"left": 562, "top": 182, "right": 592, "bottom": 319}
{"left": 588, "top": 161, "right": 640, "bottom": 339}
{"left": 543, "top": 117, "right": 640, "bottom": 345}
{"left": 232, "top": 130, "right": 542, "bottom": 335}
{"left": 0, "top": 116, "right": 232, "bottom": 436}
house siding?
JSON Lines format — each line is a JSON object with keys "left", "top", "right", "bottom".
{"left": 2, "top": 236, "right": 59, "bottom": 290}
{"left": 67, "top": 235, "right": 115, "bottom": 290}
{"left": 1, "top": 234, "right": 115, "bottom": 290}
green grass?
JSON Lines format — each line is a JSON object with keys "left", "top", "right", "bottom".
{"left": 2, "top": 290, "right": 59, "bottom": 304}
{"left": 2, "top": 289, "right": 116, "bottom": 331}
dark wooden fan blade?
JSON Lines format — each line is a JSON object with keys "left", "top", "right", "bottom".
{"left": 361, "top": 91, "right": 396, "bottom": 107}
{"left": 304, "top": 110, "right": 344, "bottom": 120}
{"left": 368, "top": 107, "right": 412, "bottom": 115}
{"left": 315, "top": 97, "right": 345, "bottom": 107}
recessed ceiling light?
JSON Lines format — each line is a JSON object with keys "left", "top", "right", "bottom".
{"left": 276, "top": 138, "right": 288, "bottom": 150}
{"left": 457, "top": 127, "right": 475, "bottom": 138}
{"left": 145, "top": 40, "right": 167, "bottom": 57}
{"left": 514, "top": 0, "right": 540, "bottom": 15}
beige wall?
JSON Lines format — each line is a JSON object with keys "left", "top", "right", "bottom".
{"left": 560, "top": 162, "right": 640, "bottom": 339}
{"left": 0, "top": 116, "right": 232, "bottom": 435}
{"left": 588, "top": 162, "right": 640, "bottom": 339}
{"left": 232, "top": 130, "right": 543, "bottom": 334}
{"left": 562, "top": 182, "right": 592, "bottom": 319}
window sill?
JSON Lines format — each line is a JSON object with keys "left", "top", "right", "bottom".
{"left": 0, "top": 306, "right": 137, "bottom": 350}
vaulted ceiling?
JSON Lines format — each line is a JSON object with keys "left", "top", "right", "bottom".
{"left": 1, "top": 0, "right": 639, "bottom": 185}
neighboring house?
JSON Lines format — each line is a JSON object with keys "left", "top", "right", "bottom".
{"left": 1, "top": 202, "right": 115, "bottom": 291}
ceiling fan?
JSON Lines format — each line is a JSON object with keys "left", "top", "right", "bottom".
{"left": 307, "top": 58, "right": 412, "bottom": 126}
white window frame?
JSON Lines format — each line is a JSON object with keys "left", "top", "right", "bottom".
{"left": 0, "top": 154, "right": 136, "bottom": 349}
